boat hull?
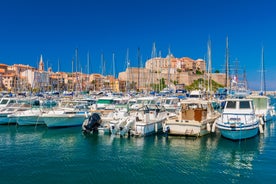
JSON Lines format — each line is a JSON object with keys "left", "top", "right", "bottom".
{"left": 164, "top": 118, "right": 216, "bottom": 137}
{"left": 17, "top": 116, "right": 45, "bottom": 126}
{"left": 0, "top": 114, "right": 16, "bottom": 124}
{"left": 42, "top": 114, "right": 87, "bottom": 128}
{"left": 133, "top": 120, "right": 164, "bottom": 136}
{"left": 216, "top": 122, "right": 259, "bottom": 140}
{"left": 0, "top": 116, "right": 10, "bottom": 125}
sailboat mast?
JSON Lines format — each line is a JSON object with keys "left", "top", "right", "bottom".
{"left": 225, "top": 36, "right": 229, "bottom": 88}
{"left": 158, "top": 51, "right": 162, "bottom": 92}
{"left": 243, "top": 67, "right": 248, "bottom": 90}
{"left": 75, "top": 48, "right": 78, "bottom": 92}
{"left": 151, "top": 42, "right": 156, "bottom": 91}
{"left": 207, "top": 38, "right": 212, "bottom": 93}
{"left": 137, "top": 48, "right": 141, "bottom": 92}
{"left": 101, "top": 53, "right": 105, "bottom": 90}
{"left": 125, "top": 48, "right": 130, "bottom": 92}
{"left": 71, "top": 58, "right": 74, "bottom": 91}
{"left": 261, "top": 46, "right": 266, "bottom": 95}
{"left": 167, "top": 47, "right": 171, "bottom": 89}
{"left": 112, "top": 53, "right": 115, "bottom": 78}
{"left": 87, "top": 51, "right": 90, "bottom": 91}
{"left": 57, "top": 59, "right": 60, "bottom": 92}
{"left": 80, "top": 67, "right": 83, "bottom": 92}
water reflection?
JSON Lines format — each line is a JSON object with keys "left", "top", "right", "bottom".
{"left": 0, "top": 125, "right": 47, "bottom": 145}
{"left": 0, "top": 118, "right": 275, "bottom": 184}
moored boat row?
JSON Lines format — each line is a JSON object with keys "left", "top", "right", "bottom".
{"left": 0, "top": 92, "right": 275, "bottom": 141}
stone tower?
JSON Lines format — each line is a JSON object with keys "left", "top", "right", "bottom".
{"left": 39, "top": 54, "right": 44, "bottom": 71}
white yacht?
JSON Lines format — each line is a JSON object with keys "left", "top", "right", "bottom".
{"left": 40, "top": 100, "right": 90, "bottom": 128}
{"left": 110, "top": 105, "right": 170, "bottom": 137}
{"left": 215, "top": 98, "right": 260, "bottom": 140}
{"left": 0, "top": 103, "right": 31, "bottom": 124}
{"left": 12, "top": 108, "right": 45, "bottom": 126}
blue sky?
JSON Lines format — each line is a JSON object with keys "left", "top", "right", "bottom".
{"left": 0, "top": 0, "right": 276, "bottom": 90}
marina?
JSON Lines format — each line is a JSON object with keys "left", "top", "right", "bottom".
{"left": 0, "top": 93, "right": 276, "bottom": 183}
{"left": 1, "top": 1, "right": 276, "bottom": 183}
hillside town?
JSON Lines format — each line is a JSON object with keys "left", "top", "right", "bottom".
{"left": 0, "top": 54, "right": 226, "bottom": 94}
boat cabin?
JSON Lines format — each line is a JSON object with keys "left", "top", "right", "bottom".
{"left": 223, "top": 99, "right": 254, "bottom": 114}
{"left": 180, "top": 101, "right": 208, "bottom": 122}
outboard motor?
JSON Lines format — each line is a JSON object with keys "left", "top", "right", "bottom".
{"left": 82, "top": 113, "right": 102, "bottom": 134}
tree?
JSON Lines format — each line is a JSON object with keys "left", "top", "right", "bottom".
{"left": 196, "top": 70, "right": 202, "bottom": 75}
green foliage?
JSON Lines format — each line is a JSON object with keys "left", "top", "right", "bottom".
{"left": 185, "top": 78, "right": 224, "bottom": 91}
{"left": 196, "top": 70, "right": 202, "bottom": 75}
{"left": 151, "top": 78, "right": 166, "bottom": 92}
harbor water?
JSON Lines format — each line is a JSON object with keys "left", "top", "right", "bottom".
{"left": 1, "top": 103, "right": 276, "bottom": 183}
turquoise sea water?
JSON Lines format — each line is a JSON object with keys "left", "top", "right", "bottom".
{"left": 1, "top": 101, "right": 276, "bottom": 183}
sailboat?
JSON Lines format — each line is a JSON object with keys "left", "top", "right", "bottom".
{"left": 248, "top": 46, "right": 275, "bottom": 122}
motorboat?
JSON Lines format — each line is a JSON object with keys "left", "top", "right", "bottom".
{"left": 0, "top": 103, "right": 31, "bottom": 124}
{"left": 163, "top": 99, "right": 220, "bottom": 136}
{"left": 12, "top": 108, "right": 46, "bottom": 126}
{"left": 110, "top": 105, "right": 170, "bottom": 137}
{"left": 40, "top": 100, "right": 90, "bottom": 128}
{"left": 215, "top": 98, "right": 260, "bottom": 140}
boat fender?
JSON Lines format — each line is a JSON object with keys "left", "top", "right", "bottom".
{"left": 163, "top": 125, "right": 170, "bottom": 133}
{"left": 259, "top": 117, "right": 264, "bottom": 125}
{"left": 207, "top": 123, "right": 211, "bottom": 132}
{"left": 211, "top": 121, "right": 216, "bottom": 133}
{"left": 259, "top": 124, "right": 264, "bottom": 134}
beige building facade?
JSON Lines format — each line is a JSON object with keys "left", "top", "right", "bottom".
{"left": 119, "top": 55, "right": 225, "bottom": 91}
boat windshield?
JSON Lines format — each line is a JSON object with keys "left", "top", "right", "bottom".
{"left": 240, "top": 101, "right": 251, "bottom": 109}
{"left": 190, "top": 94, "right": 200, "bottom": 98}
{"left": 128, "top": 100, "right": 136, "bottom": 106}
{"left": 113, "top": 99, "right": 128, "bottom": 105}
{"left": 226, "top": 101, "right": 236, "bottom": 109}
{"left": 0, "top": 99, "right": 9, "bottom": 105}
{"left": 136, "top": 100, "right": 143, "bottom": 104}
{"left": 187, "top": 103, "right": 200, "bottom": 109}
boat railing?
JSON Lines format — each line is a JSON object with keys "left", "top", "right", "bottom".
{"left": 222, "top": 113, "right": 255, "bottom": 124}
